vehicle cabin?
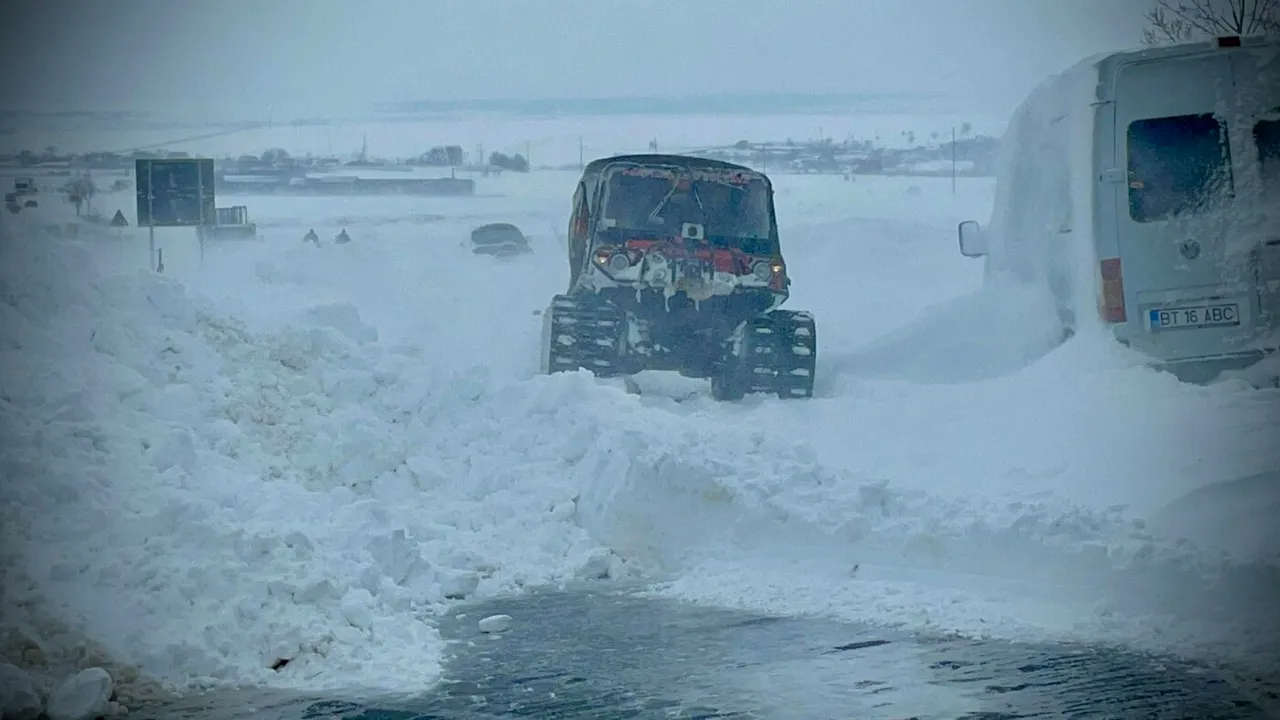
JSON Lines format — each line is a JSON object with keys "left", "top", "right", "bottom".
{"left": 959, "top": 34, "right": 1280, "bottom": 381}
{"left": 566, "top": 154, "right": 781, "bottom": 288}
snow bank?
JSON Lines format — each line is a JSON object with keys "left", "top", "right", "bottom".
{"left": 0, "top": 227, "right": 623, "bottom": 695}
{"left": 649, "top": 332, "right": 1280, "bottom": 670}
{"left": 1151, "top": 470, "right": 1280, "bottom": 562}
{"left": 498, "top": 322, "right": 1279, "bottom": 670}
{"left": 647, "top": 417, "right": 1280, "bottom": 670}
{"left": 826, "top": 280, "right": 1069, "bottom": 384}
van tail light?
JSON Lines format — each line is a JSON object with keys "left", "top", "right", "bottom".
{"left": 1099, "top": 257, "right": 1127, "bottom": 323}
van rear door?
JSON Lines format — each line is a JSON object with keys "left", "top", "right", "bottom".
{"left": 1112, "top": 52, "right": 1259, "bottom": 362}
{"left": 1227, "top": 45, "right": 1280, "bottom": 346}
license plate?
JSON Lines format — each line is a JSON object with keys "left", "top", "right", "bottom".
{"left": 679, "top": 260, "right": 712, "bottom": 279}
{"left": 1147, "top": 303, "right": 1240, "bottom": 331}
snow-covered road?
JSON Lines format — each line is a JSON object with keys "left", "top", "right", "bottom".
{"left": 2, "top": 169, "right": 1276, "bottom": 712}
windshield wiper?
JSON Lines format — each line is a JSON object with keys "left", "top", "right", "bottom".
{"left": 646, "top": 166, "right": 705, "bottom": 226}
{"left": 646, "top": 179, "right": 678, "bottom": 225}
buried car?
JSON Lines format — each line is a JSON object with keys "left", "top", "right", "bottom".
{"left": 471, "top": 222, "right": 532, "bottom": 256}
{"left": 540, "top": 153, "right": 816, "bottom": 401}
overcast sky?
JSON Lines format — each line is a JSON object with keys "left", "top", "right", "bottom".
{"left": 2, "top": 0, "right": 1151, "bottom": 118}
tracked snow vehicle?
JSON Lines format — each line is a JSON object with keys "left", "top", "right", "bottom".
{"left": 540, "top": 154, "right": 816, "bottom": 400}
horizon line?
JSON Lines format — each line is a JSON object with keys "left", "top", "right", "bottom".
{"left": 1, "top": 91, "right": 960, "bottom": 119}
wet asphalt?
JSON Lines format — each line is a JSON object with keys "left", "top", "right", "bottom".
{"left": 135, "top": 585, "right": 1278, "bottom": 720}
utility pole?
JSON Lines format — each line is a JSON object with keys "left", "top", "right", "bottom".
{"left": 951, "top": 126, "right": 957, "bottom": 195}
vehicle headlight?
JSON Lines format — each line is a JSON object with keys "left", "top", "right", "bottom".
{"left": 607, "top": 252, "right": 631, "bottom": 271}
{"left": 751, "top": 261, "right": 772, "bottom": 281}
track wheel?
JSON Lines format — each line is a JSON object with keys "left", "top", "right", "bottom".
{"left": 711, "top": 310, "right": 816, "bottom": 401}
{"left": 541, "top": 294, "right": 626, "bottom": 378}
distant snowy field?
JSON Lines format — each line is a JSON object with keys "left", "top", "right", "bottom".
{"left": 1, "top": 117, "right": 1277, "bottom": 709}
{"left": 1, "top": 110, "right": 1006, "bottom": 165}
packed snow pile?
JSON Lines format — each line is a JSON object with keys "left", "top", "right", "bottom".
{"left": 0, "top": 227, "right": 630, "bottom": 695}
{"left": 10, "top": 222, "right": 1019, "bottom": 697}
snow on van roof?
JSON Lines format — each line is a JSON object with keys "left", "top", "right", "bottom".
{"left": 980, "top": 45, "right": 1102, "bottom": 255}
{"left": 1012, "top": 35, "right": 1280, "bottom": 113}
{"left": 992, "top": 33, "right": 1280, "bottom": 193}
{"left": 983, "top": 33, "right": 1280, "bottom": 279}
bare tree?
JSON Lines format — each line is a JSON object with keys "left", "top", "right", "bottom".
{"left": 1142, "top": 0, "right": 1280, "bottom": 46}
{"left": 65, "top": 174, "right": 96, "bottom": 216}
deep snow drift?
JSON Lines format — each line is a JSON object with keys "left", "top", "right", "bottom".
{"left": 2, "top": 170, "right": 1278, "bottom": 703}
{"left": 0, "top": 224, "right": 640, "bottom": 695}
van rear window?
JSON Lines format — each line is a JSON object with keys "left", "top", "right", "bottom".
{"left": 1254, "top": 118, "right": 1280, "bottom": 191}
{"left": 1127, "top": 114, "right": 1233, "bottom": 223}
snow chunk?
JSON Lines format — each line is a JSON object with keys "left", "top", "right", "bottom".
{"left": 575, "top": 547, "right": 616, "bottom": 580}
{"left": 477, "top": 614, "right": 512, "bottom": 634}
{"left": 339, "top": 588, "right": 376, "bottom": 631}
{"left": 438, "top": 569, "right": 481, "bottom": 600}
{"left": 46, "top": 667, "right": 112, "bottom": 720}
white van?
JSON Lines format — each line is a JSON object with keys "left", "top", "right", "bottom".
{"left": 958, "top": 35, "right": 1280, "bottom": 383}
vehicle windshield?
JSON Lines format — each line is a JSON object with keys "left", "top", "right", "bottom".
{"left": 599, "top": 165, "right": 775, "bottom": 253}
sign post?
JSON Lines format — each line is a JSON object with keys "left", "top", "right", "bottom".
{"left": 196, "top": 165, "right": 206, "bottom": 261}
{"left": 147, "top": 165, "right": 156, "bottom": 270}
{"left": 135, "top": 158, "right": 216, "bottom": 272}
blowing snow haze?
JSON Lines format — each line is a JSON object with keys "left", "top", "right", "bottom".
{"left": 2, "top": 0, "right": 1149, "bottom": 120}
{"left": 5, "top": 1, "right": 1280, "bottom": 719}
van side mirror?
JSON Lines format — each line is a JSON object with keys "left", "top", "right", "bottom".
{"left": 958, "top": 220, "right": 987, "bottom": 258}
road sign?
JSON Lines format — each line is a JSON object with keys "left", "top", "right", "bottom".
{"left": 135, "top": 158, "right": 215, "bottom": 227}
{"left": 110, "top": 209, "right": 129, "bottom": 227}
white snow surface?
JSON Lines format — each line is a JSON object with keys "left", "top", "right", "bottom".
{"left": 1, "top": 168, "right": 1278, "bottom": 698}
